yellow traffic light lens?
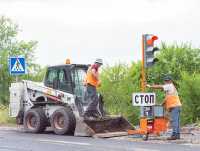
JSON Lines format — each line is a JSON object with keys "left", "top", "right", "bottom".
{"left": 65, "top": 59, "right": 71, "bottom": 64}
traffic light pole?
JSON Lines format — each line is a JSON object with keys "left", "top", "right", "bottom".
{"left": 141, "top": 35, "right": 146, "bottom": 92}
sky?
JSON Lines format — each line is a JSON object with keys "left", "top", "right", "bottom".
{"left": 0, "top": 0, "right": 200, "bottom": 66}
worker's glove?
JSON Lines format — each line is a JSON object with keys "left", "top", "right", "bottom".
{"left": 161, "top": 101, "right": 166, "bottom": 106}
{"left": 146, "top": 84, "right": 151, "bottom": 88}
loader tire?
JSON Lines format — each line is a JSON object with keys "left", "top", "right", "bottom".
{"left": 24, "top": 108, "right": 47, "bottom": 133}
{"left": 50, "top": 106, "right": 76, "bottom": 135}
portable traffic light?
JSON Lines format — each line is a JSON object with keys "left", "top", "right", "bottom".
{"left": 143, "top": 34, "right": 159, "bottom": 68}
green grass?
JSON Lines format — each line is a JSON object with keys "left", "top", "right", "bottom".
{"left": 0, "top": 106, "right": 15, "bottom": 125}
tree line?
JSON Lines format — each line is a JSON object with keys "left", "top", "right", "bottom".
{"left": 0, "top": 16, "right": 45, "bottom": 104}
{"left": 99, "top": 43, "right": 200, "bottom": 125}
{"left": 1, "top": 16, "right": 200, "bottom": 125}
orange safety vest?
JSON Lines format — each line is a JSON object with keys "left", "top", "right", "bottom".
{"left": 164, "top": 95, "right": 182, "bottom": 110}
{"left": 85, "top": 67, "right": 99, "bottom": 87}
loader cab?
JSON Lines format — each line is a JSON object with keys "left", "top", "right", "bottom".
{"left": 44, "top": 64, "right": 89, "bottom": 102}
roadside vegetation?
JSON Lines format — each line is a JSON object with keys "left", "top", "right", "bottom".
{"left": 0, "top": 16, "right": 200, "bottom": 125}
{"left": 99, "top": 44, "right": 200, "bottom": 125}
{"left": 0, "top": 105, "right": 15, "bottom": 124}
{"left": 0, "top": 16, "right": 44, "bottom": 124}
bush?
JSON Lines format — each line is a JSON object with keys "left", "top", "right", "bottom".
{"left": 99, "top": 43, "right": 200, "bottom": 126}
{"left": 99, "top": 63, "right": 141, "bottom": 124}
{"left": 179, "top": 72, "right": 200, "bottom": 124}
{"left": 147, "top": 43, "right": 200, "bottom": 103}
{"left": 0, "top": 105, "right": 15, "bottom": 124}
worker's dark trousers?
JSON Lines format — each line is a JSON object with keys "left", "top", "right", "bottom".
{"left": 84, "top": 84, "right": 98, "bottom": 116}
{"left": 170, "top": 107, "right": 181, "bottom": 137}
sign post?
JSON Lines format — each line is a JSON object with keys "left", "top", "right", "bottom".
{"left": 141, "top": 35, "right": 146, "bottom": 92}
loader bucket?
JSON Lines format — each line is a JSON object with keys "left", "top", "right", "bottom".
{"left": 74, "top": 116, "right": 134, "bottom": 138}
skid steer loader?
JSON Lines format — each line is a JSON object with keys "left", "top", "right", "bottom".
{"left": 9, "top": 63, "right": 133, "bottom": 138}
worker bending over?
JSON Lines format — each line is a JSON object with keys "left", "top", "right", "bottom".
{"left": 147, "top": 75, "right": 182, "bottom": 140}
{"left": 83, "top": 59, "right": 103, "bottom": 119}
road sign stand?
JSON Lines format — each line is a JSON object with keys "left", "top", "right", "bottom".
{"left": 129, "top": 35, "right": 167, "bottom": 140}
{"left": 16, "top": 75, "right": 19, "bottom": 82}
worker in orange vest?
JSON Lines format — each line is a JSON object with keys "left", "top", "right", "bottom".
{"left": 83, "top": 59, "right": 103, "bottom": 119}
{"left": 147, "top": 75, "right": 182, "bottom": 140}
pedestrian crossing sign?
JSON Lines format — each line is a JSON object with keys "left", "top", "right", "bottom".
{"left": 9, "top": 57, "right": 26, "bottom": 75}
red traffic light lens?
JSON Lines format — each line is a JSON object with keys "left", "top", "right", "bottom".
{"left": 152, "top": 35, "right": 158, "bottom": 41}
{"left": 147, "top": 35, "right": 158, "bottom": 45}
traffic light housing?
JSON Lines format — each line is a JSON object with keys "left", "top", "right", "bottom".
{"left": 143, "top": 34, "right": 159, "bottom": 68}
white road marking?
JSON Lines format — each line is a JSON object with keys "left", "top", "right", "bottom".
{"left": 134, "top": 148, "right": 160, "bottom": 151}
{"left": 0, "top": 146, "right": 27, "bottom": 151}
{"left": 0, "top": 127, "right": 19, "bottom": 131}
{"left": 38, "top": 139, "right": 91, "bottom": 146}
{"left": 0, "top": 149, "right": 12, "bottom": 151}
{"left": 39, "top": 141, "right": 65, "bottom": 146}
{"left": 181, "top": 143, "right": 200, "bottom": 147}
{"left": 0, "top": 131, "right": 13, "bottom": 134}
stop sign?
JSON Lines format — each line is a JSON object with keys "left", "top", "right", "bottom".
{"left": 132, "top": 93, "right": 156, "bottom": 106}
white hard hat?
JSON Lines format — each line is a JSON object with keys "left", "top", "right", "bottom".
{"left": 95, "top": 58, "right": 103, "bottom": 65}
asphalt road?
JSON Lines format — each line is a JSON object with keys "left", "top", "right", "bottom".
{"left": 0, "top": 128, "right": 200, "bottom": 151}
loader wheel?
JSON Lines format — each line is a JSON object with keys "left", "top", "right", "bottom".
{"left": 50, "top": 107, "right": 76, "bottom": 135}
{"left": 142, "top": 133, "right": 149, "bottom": 141}
{"left": 24, "top": 108, "right": 47, "bottom": 133}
